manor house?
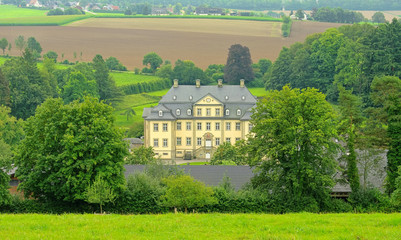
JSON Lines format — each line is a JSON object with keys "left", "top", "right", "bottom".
{"left": 142, "top": 79, "right": 257, "bottom": 159}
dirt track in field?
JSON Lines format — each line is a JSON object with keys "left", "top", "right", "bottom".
{"left": 0, "top": 19, "right": 345, "bottom": 69}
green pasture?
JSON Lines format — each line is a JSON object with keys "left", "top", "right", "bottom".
{"left": 1, "top": 213, "right": 400, "bottom": 239}
{"left": 113, "top": 93, "right": 161, "bottom": 128}
{"left": 110, "top": 72, "right": 162, "bottom": 86}
{"left": 0, "top": 15, "right": 91, "bottom": 26}
{"left": 249, "top": 87, "right": 268, "bottom": 97}
{"left": 145, "top": 88, "right": 170, "bottom": 97}
{"left": 94, "top": 13, "right": 282, "bottom": 22}
{"left": 0, "top": 5, "right": 46, "bottom": 18}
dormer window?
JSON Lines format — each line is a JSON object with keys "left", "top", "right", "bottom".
{"left": 159, "top": 111, "right": 163, "bottom": 117}
{"left": 173, "top": 95, "right": 177, "bottom": 100}
{"left": 237, "top": 109, "right": 242, "bottom": 116}
{"left": 176, "top": 109, "right": 181, "bottom": 116}
{"left": 187, "top": 109, "right": 192, "bottom": 115}
{"left": 225, "top": 109, "right": 230, "bottom": 116}
{"left": 225, "top": 96, "right": 229, "bottom": 100}
{"left": 241, "top": 96, "right": 246, "bottom": 101}
{"left": 189, "top": 95, "right": 193, "bottom": 100}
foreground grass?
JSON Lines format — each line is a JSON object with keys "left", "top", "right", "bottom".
{"left": 0, "top": 213, "right": 400, "bottom": 239}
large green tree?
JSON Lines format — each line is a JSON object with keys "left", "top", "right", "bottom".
{"left": 14, "top": 35, "right": 26, "bottom": 53}
{"left": 371, "top": 76, "right": 401, "bottom": 194}
{"left": 171, "top": 60, "right": 209, "bottom": 85}
{"left": 92, "top": 54, "right": 121, "bottom": 103}
{"left": 15, "top": 97, "right": 127, "bottom": 202}
{"left": 0, "top": 69, "right": 10, "bottom": 107}
{"left": 2, "top": 49, "right": 55, "bottom": 119}
{"left": 62, "top": 72, "right": 99, "bottom": 103}
{"left": 143, "top": 52, "right": 163, "bottom": 73}
{"left": 224, "top": 44, "right": 254, "bottom": 85}
{"left": 248, "top": 86, "right": 339, "bottom": 211}
{"left": 372, "top": 12, "right": 386, "bottom": 23}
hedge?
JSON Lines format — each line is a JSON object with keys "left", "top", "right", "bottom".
{"left": 119, "top": 78, "right": 172, "bottom": 95}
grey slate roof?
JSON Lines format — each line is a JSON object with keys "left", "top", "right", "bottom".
{"left": 143, "top": 84, "right": 257, "bottom": 121}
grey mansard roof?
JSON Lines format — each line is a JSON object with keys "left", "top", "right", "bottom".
{"left": 142, "top": 84, "right": 257, "bottom": 121}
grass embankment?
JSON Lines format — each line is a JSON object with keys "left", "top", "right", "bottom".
{"left": 0, "top": 5, "right": 91, "bottom": 26}
{"left": 249, "top": 87, "right": 268, "bottom": 97}
{"left": 1, "top": 213, "right": 400, "bottom": 239}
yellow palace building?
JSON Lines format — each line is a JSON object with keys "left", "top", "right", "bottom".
{"left": 142, "top": 79, "right": 257, "bottom": 160}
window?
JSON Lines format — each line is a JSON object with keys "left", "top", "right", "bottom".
{"left": 187, "top": 109, "right": 192, "bottom": 115}
{"left": 163, "top": 123, "right": 168, "bottom": 132}
{"left": 226, "top": 137, "right": 231, "bottom": 144}
{"left": 236, "top": 122, "right": 241, "bottom": 131}
{"left": 197, "top": 122, "right": 202, "bottom": 130}
{"left": 197, "top": 137, "right": 202, "bottom": 146}
{"left": 177, "top": 122, "right": 181, "bottom": 130}
{"left": 176, "top": 109, "right": 181, "bottom": 116}
{"left": 186, "top": 137, "right": 191, "bottom": 146}
{"left": 215, "top": 122, "right": 220, "bottom": 131}
{"left": 186, "top": 122, "right": 191, "bottom": 130}
{"left": 163, "top": 138, "right": 168, "bottom": 147}
{"left": 163, "top": 153, "right": 168, "bottom": 156}
{"left": 153, "top": 138, "right": 159, "bottom": 147}
{"left": 249, "top": 123, "right": 253, "bottom": 132}
{"left": 197, "top": 108, "right": 202, "bottom": 116}
{"left": 215, "top": 108, "right": 220, "bottom": 116}
{"left": 158, "top": 110, "right": 163, "bottom": 117}
{"left": 189, "top": 95, "right": 193, "bottom": 100}
{"left": 177, "top": 137, "right": 182, "bottom": 146}
{"left": 236, "top": 138, "right": 241, "bottom": 142}
{"left": 153, "top": 123, "right": 159, "bottom": 132}
{"left": 215, "top": 138, "right": 220, "bottom": 146}
{"left": 206, "top": 108, "right": 211, "bottom": 116}
{"left": 226, "top": 122, "right": 231, "bottom": 131}
{"left": 226, "top": 109, "right": 230, "bottom": 116}
{"left": 206, "top": 122, "right": 211, "bottom": 130}
{"left": 237, "top": 109, "right": 242, "bottom": 116}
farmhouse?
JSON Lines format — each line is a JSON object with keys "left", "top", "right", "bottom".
{"left": 142, "top": 79, "right": 256, "bottom": 160}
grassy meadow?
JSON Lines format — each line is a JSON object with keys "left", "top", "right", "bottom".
{"left": 0, "top": 5, "right": 46, "bottom": 18}
{"left": 1, "top": 213, "right": 400, "bottom": 239}
{"left": 110, "top": 72, "right": 162, "bottom": 86}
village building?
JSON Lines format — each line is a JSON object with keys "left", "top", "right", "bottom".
{"left": 142, "top": 79, "right": 256, "bottom": 160}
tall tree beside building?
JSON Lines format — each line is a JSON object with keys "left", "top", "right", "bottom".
{"left": 371, "top": 76, "right": 401, "bottom": 194}
{"left": 92, "top": 54, "right": 121, "bottom": 103}
{"left": 15, "top": 97, "right": 127, "bottom": 203}
{"left": 248, "top": 86, "right": 339, "bottom": 211}
{"left": 224, "top": 44, "right": 254, "bottom": 85}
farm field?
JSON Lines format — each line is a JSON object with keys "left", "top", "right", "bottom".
{"left": 1, "top": 213, "right": 400, "bottom": 239}
{"left": 0, "top": 19, "right": 345, "bottom": 69}
{"left": 0, "top": 5, "right": 46, "bottom": 18}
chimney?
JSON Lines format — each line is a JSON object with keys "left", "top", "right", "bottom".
{"left": 196, "top": 79, "right": 200, "bottom": 88}
{"left": 173, "top": 79, "right": 178, "bottom": 88}
{"left": 218, "top": 79, "right": 223, "bottom": 87}
{"left": 240, "top": 79, "right": 245, "bottom": 88}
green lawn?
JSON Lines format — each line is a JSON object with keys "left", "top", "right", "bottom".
{"left": 110, "top": 72, "right": 162, "bottom": 86}
{"left": 0, "top": 5, "right": 46, "bottom": 18}
{"left": 249, "top": 87, "right": 268, "bottom": 97}
{"left": 0, "top": 213, "right": 400, "bottom": 239}
{"left": 0, "top": 15, "right": 91, "bottom": 26}
{"left": 146, "top": 88, "right": 170, "bottom": 97}
{"left": 113, "top": 93, "right": 161, "bottom": 128}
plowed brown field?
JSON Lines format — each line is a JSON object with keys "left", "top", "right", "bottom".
{"left": 0, "top": 19, "right": 345, "bottom": 69}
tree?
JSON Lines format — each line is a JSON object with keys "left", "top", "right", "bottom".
{"left": 106, "top": 57, "right": 127, "bottom": 71}
{"left": 92, "top": 54, "right": 121, "bottom": 103}
{"left": 86, "top": 175, "right": 116, "bottom": 214}
{"left": 371, "top": 76, "right": 401, "bottom": 194}
{"left": 372, "top": 12, "right": 386, "bottom": 23}
{"left": 0, "top": 38, "right": 8, "bottom": 55}
{"left": 27, "top": 37, "right": 42, "bottom": 57}
{"left": 0, "top": 69, "right": 10, "bottom": 107}
{"left": 126, "top": 146, "right": 156, "bottom": 164}
{"left": 62, "top": 71, "right": 99, "bottom": 103}
{"left": 258, "top": 59, "right": 272, "bottom": 75}
{"left": 123, "top": 108, "right": 136, "bottom": 121}
{"left": 211, "top": 141, "right": 248, "bottom": 165}
{"left": 173, "top": 3, "right": 182, "bottom": 14}
{"left": 43, "top": 51, "right": 58, "bottom": 63}
{"left": 248, "top": 86, "right": 339, "bottom": 211}
{"left": 391, "top": 166, "right": 401, "bottom": 207}
{"left": 2, "top": 49, "right": 54, "bottom": 119}
{"left": 338, "top": 86, "right": 363, "bottom": 192}
{"left": 295, "top": 9, "right": 304, "bottom": 20}
{"left": 162, "top": 175, "right": 216, "bottom": 212}
{"left": 14, "top": 35, "right": 26, "bottom": 53}
{"left": 156, "top": 64, "right": 173, "bottom": 80}
{"left": 224, "top": 44, "right": 254, "bottom": 85}
{"left": 171, "top": 60, "right": 209, "bottom": 85}
{"left": 143, "top": 52, "right": 163, "bottom": 73}
{"left": 15, "top": 97, "right": 127, "bottom": 202}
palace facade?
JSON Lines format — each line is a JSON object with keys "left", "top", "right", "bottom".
{"left": 142, "top": 79, "right": 257, "bottom": 159}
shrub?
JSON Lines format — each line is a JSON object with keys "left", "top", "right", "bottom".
{"left": 348, "top": 188, "right": 391, "bottom": 212}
